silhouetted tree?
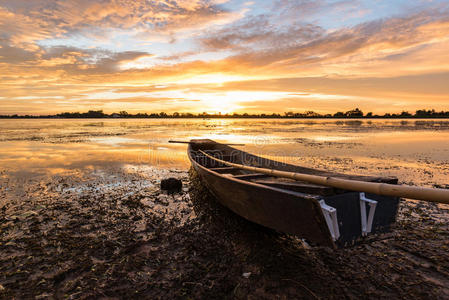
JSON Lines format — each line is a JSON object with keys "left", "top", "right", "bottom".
{"left": 333, "top": 111, "right": 345, "bottom": 117}
{"left": 400, "top": 111, "right": 412, "bottom": 117}
{"left": 345, "top": 108, "right": 363, "bottom": 117}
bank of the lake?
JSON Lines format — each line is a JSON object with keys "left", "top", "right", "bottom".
{"left": 0, "top": 164, "right": 448, "bottom": 298}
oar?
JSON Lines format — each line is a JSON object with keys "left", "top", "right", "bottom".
{"left": 169, "top": 140, "right": 245, "bottom": 146}
{"left": 199, "top": 150, "right": 449, "bottom": 204}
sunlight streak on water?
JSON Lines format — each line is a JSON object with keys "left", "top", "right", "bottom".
{"left": 0, "top": 118, "right": 448, "bottom": 187}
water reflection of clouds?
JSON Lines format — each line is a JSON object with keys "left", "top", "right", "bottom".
{"left": 90, "top": 136, "right": 141, "bottom": 146}
{"left": 0, "top": 119, "right": 448, "bottom": 187}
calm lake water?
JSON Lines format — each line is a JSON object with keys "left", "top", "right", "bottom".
{"left": 1, "top": 118, "right": 448, "bottom": 187}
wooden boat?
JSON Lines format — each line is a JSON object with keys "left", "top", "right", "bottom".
{"left": 188, "top": 139, "right": 400, "bottom": 248}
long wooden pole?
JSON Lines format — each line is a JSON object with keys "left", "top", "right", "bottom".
{"left": 169, "top": 140, "right": 245, "bottom": 146}
{"left": 199, "top": 150, "right": 449, "bottom": 204}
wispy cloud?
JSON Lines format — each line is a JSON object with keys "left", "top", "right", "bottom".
{"left": 0, "top": 0, "right": 449, "bottom": 114}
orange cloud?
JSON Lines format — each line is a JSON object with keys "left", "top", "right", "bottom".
{"left": 1, "top": 1, "right": 449, "bottom": 115}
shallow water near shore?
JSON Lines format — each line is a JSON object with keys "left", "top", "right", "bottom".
{"left": 1, "top": 118, "right": 448, "bottom": 298}
{"left": 1, "top": 118, "right": 448, "bottom": 187}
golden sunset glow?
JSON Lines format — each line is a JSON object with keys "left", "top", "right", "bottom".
{"left": 1, "top": 0, "right": 449, "bottom": 115}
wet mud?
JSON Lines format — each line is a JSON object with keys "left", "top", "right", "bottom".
{"left": 1, "top": 165, "right": 448, "bottom": 299}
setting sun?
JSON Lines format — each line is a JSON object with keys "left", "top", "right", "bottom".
{"left": 1, "top": 0, "right": 448, "bottom": 115}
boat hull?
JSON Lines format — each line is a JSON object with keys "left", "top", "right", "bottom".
{"left": 188, "top": 139, "right": 399, "bottom": 247}
{"left": 191, "top": 159, "right": 335, "bottom": 247}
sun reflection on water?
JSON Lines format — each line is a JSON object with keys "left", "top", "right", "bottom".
{"left": 0, "top": 119, "right": 448, "bottom": 187}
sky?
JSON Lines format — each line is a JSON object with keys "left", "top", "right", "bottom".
{"left": 0, "top": 0, "right": 449, "bottom": 115}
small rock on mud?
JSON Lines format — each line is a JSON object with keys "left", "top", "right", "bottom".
{"left": 161, "top": 177, "right": 182, "bottom": 193}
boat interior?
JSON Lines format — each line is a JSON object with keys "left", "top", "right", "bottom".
{"left": 189, "top": 139, "right": 397, "bottom": 197}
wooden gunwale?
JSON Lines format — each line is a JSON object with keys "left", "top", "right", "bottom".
{"left": 199, "top": 150, "right": 449, "bottom": 204}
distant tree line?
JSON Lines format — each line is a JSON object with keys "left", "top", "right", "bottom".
{"left": 1, "top": 108, "right": 449, "bottom": 119}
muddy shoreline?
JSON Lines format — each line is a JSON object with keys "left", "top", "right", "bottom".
{"left": 1, "top": 165, "right": 448, "bottom": 299}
